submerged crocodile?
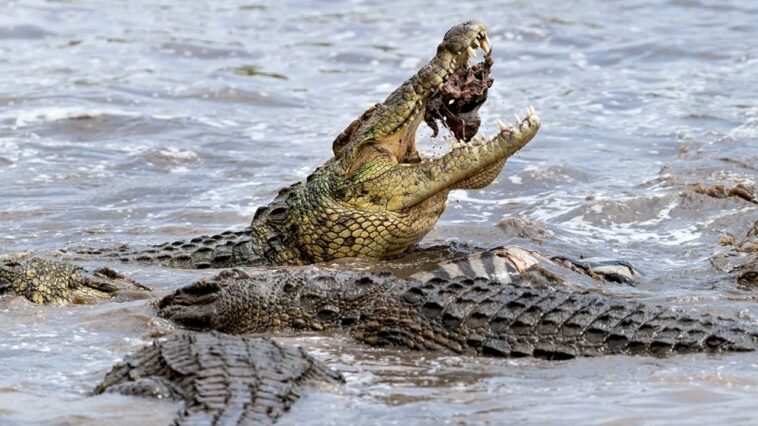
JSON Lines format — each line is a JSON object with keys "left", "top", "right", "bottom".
{"left": 159, "top": 268, "right": 757, "bottom": 359}
{"left": 0, "top": 256, "right": 150, "bottom": 304}
{"left": 95, "top": 332, "right": 342, "bottom": 426}
{"left": 96, "top": 245, "right": 754, "bottom": 425}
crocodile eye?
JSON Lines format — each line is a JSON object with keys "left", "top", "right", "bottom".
{"left": 299, "top": 293, "right": 322, "bottom": 310}
{"left": 269, "top": 206, "right": 288, "bottom": 221}
{"left": 739, "top": 271, "right": 758, "bottom": 282}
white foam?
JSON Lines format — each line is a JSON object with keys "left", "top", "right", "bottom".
{"left": 12, "top": 106, "right": 140, "bottom": 127}
{"left": 10, "top": 106, "right": 238, "bottom": 130}
{"left": 561, "top": 213, "right": 701, "bottom": 248}
{"left": 637, "top": 198, "right": 678, "bottom": 226}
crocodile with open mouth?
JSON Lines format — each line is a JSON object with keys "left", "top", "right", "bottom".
{"left": 73, "top": 21, "right": 540, "bottom": 269}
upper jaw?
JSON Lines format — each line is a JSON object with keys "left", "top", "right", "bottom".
{"left": 388, "top": 22, "right": 493, "bottom": 162}
{"left": 416, "top": 21, "right": 491, "bottom": 96}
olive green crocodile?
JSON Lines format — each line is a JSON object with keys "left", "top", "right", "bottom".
{"left": 78, "top": 21, "right": 539, "bottom": 269}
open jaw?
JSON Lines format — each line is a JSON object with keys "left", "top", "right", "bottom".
{"left": 378, "top": 21, "right": 540, "bottom": 168}
{"left": 424, "top": 41, "right": 494, "bottom": 142}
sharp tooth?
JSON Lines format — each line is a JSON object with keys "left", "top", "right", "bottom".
{"left": 528, "top": 105, "right": 535, "bottom": 116}
{"left": 467, "top": 46, "right": 476, "bottom": 59}
{"left": 514, "top": 113, "right": 522, "bottom": 123}
{"left": 497, "top": 119, "right": 507, "bottom": 131}
{"left": 472, "top": 39, "right": 480, "bottom": 48}
{"left": 480, "top": 38, "right": 490, "bottom": 54}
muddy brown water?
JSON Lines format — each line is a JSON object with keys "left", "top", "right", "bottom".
{"left": 1, "top": 1, "right": 757, "bottom": 425}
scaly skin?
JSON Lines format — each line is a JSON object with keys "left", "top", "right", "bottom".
{"left": 0, "top": 257, "right": 149, "bottom": 304}
{"left": 95, "top": 331, "right": 342, "bottom": 426}
{"left": 159, "top": 269, "right": 757, "bottom": 359}
{"left": 83, "top": 21, "right": 540, "bottom": 268}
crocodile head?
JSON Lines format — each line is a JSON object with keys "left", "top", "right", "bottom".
{"left": 251, "top": 22, "right": 541, "bottom": 264}
{"left": 328, "top": 22, "right": 539, "bottom": 243}
{"left": 332, "top": 21, "right": 535, "bottom": 169}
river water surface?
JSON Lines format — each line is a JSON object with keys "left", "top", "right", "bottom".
{"left": 1, "top": 1, "right": 757, "bottom": 425}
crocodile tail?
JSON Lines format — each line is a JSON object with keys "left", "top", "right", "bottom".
{"left": 361, "top": 277, "right": 757, "bottom": 359}
{"left": 78, "top": 228, "right": 263, "bottom": 269}
{"left": 475, "top": 286, "right": 757, "bottom": 359}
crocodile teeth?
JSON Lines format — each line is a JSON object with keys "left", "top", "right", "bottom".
{"left": 480, "top": 38, "right": 490, "bottom": 54}
{"left": 497, "top": 119, "right": 507, "bottom": 131}
{"left": 472, "top": 39, "right": 480, "bottom": 48}
{"left": 527, "top": 105, "right": 536, "bottom": 116}
{"left": 514, "top": 113, "right": 522, "bottom": 124}
{"left": 467, "top": 46, "right": 477, "bottom": 60}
